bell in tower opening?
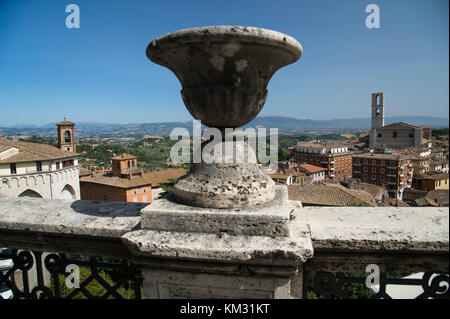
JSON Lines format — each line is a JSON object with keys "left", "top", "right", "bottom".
{"left": 56, "top": 117, "right": 76, "bottom": 152}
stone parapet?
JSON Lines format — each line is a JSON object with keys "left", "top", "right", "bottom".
{"left": 0, "top": 196, "right": 448, "bottom": 298}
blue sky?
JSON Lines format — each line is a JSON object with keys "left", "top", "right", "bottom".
{"left": 0, "top": 0, "right": 448, "bottom": 126}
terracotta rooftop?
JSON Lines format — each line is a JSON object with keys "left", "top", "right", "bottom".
{"left": 352, "top": 152, "right": 410, "bottom": 160}
{"left": 56, "top": 120, "right": 75, "bottom": 126}
{"left": 421, "top": 173, "right": 449, "bottom": 180}
{"left": 297, "top": 163, "right": 326, "bottom": 174}
{"left": 383, "top": 122, "right": 419, "bottom": 129}
{"left": 80, "top": 168, "right": 187, "bottom": 189}
{"left": 288, "top": 183, "right": 377, "bottom": 207}
{"left": 296, "top": 142, "right": 347, "bottom": 149}
{"left": 143, "top": 168, "right": 188, "bottom": 186}
{"left": 284, "top": 169, "right": 306, "bottom": 177}
{"left": 111, "top": 153, "right": 137, "bottom": 160}
{"left": 345, "top": 180, "right": 387, "bottom": 199}
{"left": 425, "top": 189, "right": 449, "bottom": 207}
{"left": 80, "top": 173, "right": 153, "bottom": 189}
{"left": 0, "top": 137, "right": 78, "bottom": 164}
{"left": 78, "top": 167, "right": 92, "bottom": 177}
{"left": 267, "top": 173, "right": 289, "bottom": 180}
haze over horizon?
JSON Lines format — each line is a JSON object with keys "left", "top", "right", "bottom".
{"left": 0, "top": 0, "right": 448, "bottom": 126}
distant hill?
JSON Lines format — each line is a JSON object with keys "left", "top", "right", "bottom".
{"left": 246, "top": 115, "right": 449, "bottom": 132}
{"left": 1, "top": 115, "right": 447, "bottom": 138}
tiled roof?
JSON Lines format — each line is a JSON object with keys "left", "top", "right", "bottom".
{"left": 421, "top": 173, "right": 449, "bottom": 180}
{"left": 296, "top": 142, "right": 347, "bottom": 148}
{"left": 425, "top": 190, "right": 449, "bottom": 207}
{"left": 80, "top": 168, "right": 187, "bottom": 189}
{"left": 298, "top": 164, "right": 326, "bottom": 174}
{"left": 111, "top": 153, "right": 137, "bottom": 160}
{"left": 0, "top": 137, "right": 78, "bottom": 164}
{"left": 383, "top": 122, "right": 418, "bottom": 129}
{"left": 267, "top": 173, "right": 289, "bottom": 180}
{"left": 353, "top": 152, "right": 410, "bottom": 160}
{"left": 80, "top": 173, "right": 153, "bottom": 189}
{"left": 282, "top": 168, "right": 306, "bottom": 177}
{"left": 346, "top": 180, "right": 387, "bottom": 199}
{"left": 56, "top": 120, "right": 75, "bottom": 125}
{"left": 288, "top": 183, "right": 377, "bottom": 207}
{"left": 0, "top": 145, "right": 13, "bottom": 153}
{"left": 79, "top": 167, "right": 92, "bottom": 177}
{"left": 121, "top": 168, "right": 142, "bottom": 175}
{"left": 143, "top": 168, "right": 188, "bottom": 186}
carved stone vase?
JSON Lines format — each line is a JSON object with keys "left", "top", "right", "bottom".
{"left": 147, "top": 26, "right": 302, "bottom": 208}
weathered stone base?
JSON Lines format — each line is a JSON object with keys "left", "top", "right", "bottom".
{"left": 141, "top": 186, "right": 291, "bottom": 237}
{"left": 141, "top": 268, "right": 303, "bottom": 299}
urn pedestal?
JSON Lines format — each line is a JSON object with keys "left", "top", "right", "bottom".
{"left": 136, "top": 26, "right": 308, "bottom": 299}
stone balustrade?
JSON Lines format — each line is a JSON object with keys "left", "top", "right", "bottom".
{"left": 0, "top": 193, "right": 448, "bottom": 299}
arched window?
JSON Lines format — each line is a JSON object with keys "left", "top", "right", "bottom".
{"left": 18, "top": 189, "right": 43, "bottom": 198}
{"left": 61, "top": 184, "right": 76, "bottom": 199}
{"left": 64, "top": 130, "right": 71, "bottom": 143}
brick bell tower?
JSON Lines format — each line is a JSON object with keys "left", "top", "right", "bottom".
{"left": 56, "top": 117, "right": 76, "bottom": 152}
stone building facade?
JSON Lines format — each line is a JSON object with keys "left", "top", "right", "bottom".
{"left": 352, "top": 152, "right": 413, "bottom": 199}
{"left": 368, "top": 92, "right": 431, "bottom": 149}
{"left": 289, "top": 142, "right": 352, "bottom": 180}
{"left": 0, "top": 137, "right": 80, "bottom": 199}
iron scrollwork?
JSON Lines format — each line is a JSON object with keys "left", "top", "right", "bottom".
{"left": 0, "top": 249, "right": 143, "bottom": 299}
{"left": 303, "top": 271, "right": 449, "bottom": 299}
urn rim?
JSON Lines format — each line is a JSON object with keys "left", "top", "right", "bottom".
{"left": 146, "top": 25, "right": 303, "bottom": 63}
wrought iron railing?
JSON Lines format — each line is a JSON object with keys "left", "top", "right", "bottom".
{"left": 302, "top": 271, "right": 449, "bottom": 299}
{"left": 0, "top": 249, "right": 143, "bottom": 299}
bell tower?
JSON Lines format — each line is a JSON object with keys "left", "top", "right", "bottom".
{"left": 56, "top": 117, "right": 76, "bottom": 152}
{"left": 371, "top": 92, "right": 385, "bottom": 129}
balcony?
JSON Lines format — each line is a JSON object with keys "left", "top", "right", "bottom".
{"left": 353, "top": 163, "right": 361, "bottom": 166}
{"left": 0, "top": 196, "right": 448, "bottom": 299}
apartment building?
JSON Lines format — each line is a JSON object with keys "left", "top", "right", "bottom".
{"left": 352, "top": 153, "right": 413, "bottom": 200}
{"left": 289, "top": 142, "right": 352, "bottom": 180}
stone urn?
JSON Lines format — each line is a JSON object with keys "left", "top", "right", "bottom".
{"left": 147, "top": 26, "right": 302, "bottom": 208}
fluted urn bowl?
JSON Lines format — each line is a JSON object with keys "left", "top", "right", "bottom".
{"left": 147, "top": 26, "right": 302, "bottom": 208}
{"left": 147, "top": 26, "right": 302, "bottom": 128}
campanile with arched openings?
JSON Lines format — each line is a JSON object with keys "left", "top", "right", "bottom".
{"left": 56, "top": 117, "right": 76, "bottom": 152}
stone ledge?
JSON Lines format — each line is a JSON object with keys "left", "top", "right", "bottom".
{"left": 122, "top": 224, "right": 313, "bottom": 268}
{"left": 141, "top": 186, "right": 291, "bottom": 237}
{"left": 291, "top": 206, "right": 449, "bottom": 253}
{"left": 0, "top": 197, "right": 143, "bottom": 238}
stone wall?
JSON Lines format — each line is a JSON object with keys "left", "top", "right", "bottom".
{"left": 0, "top": 166, "right": 80, "bottom": 199}
{"left": 0, "top": 196, "right": 448, "bottom": 298}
